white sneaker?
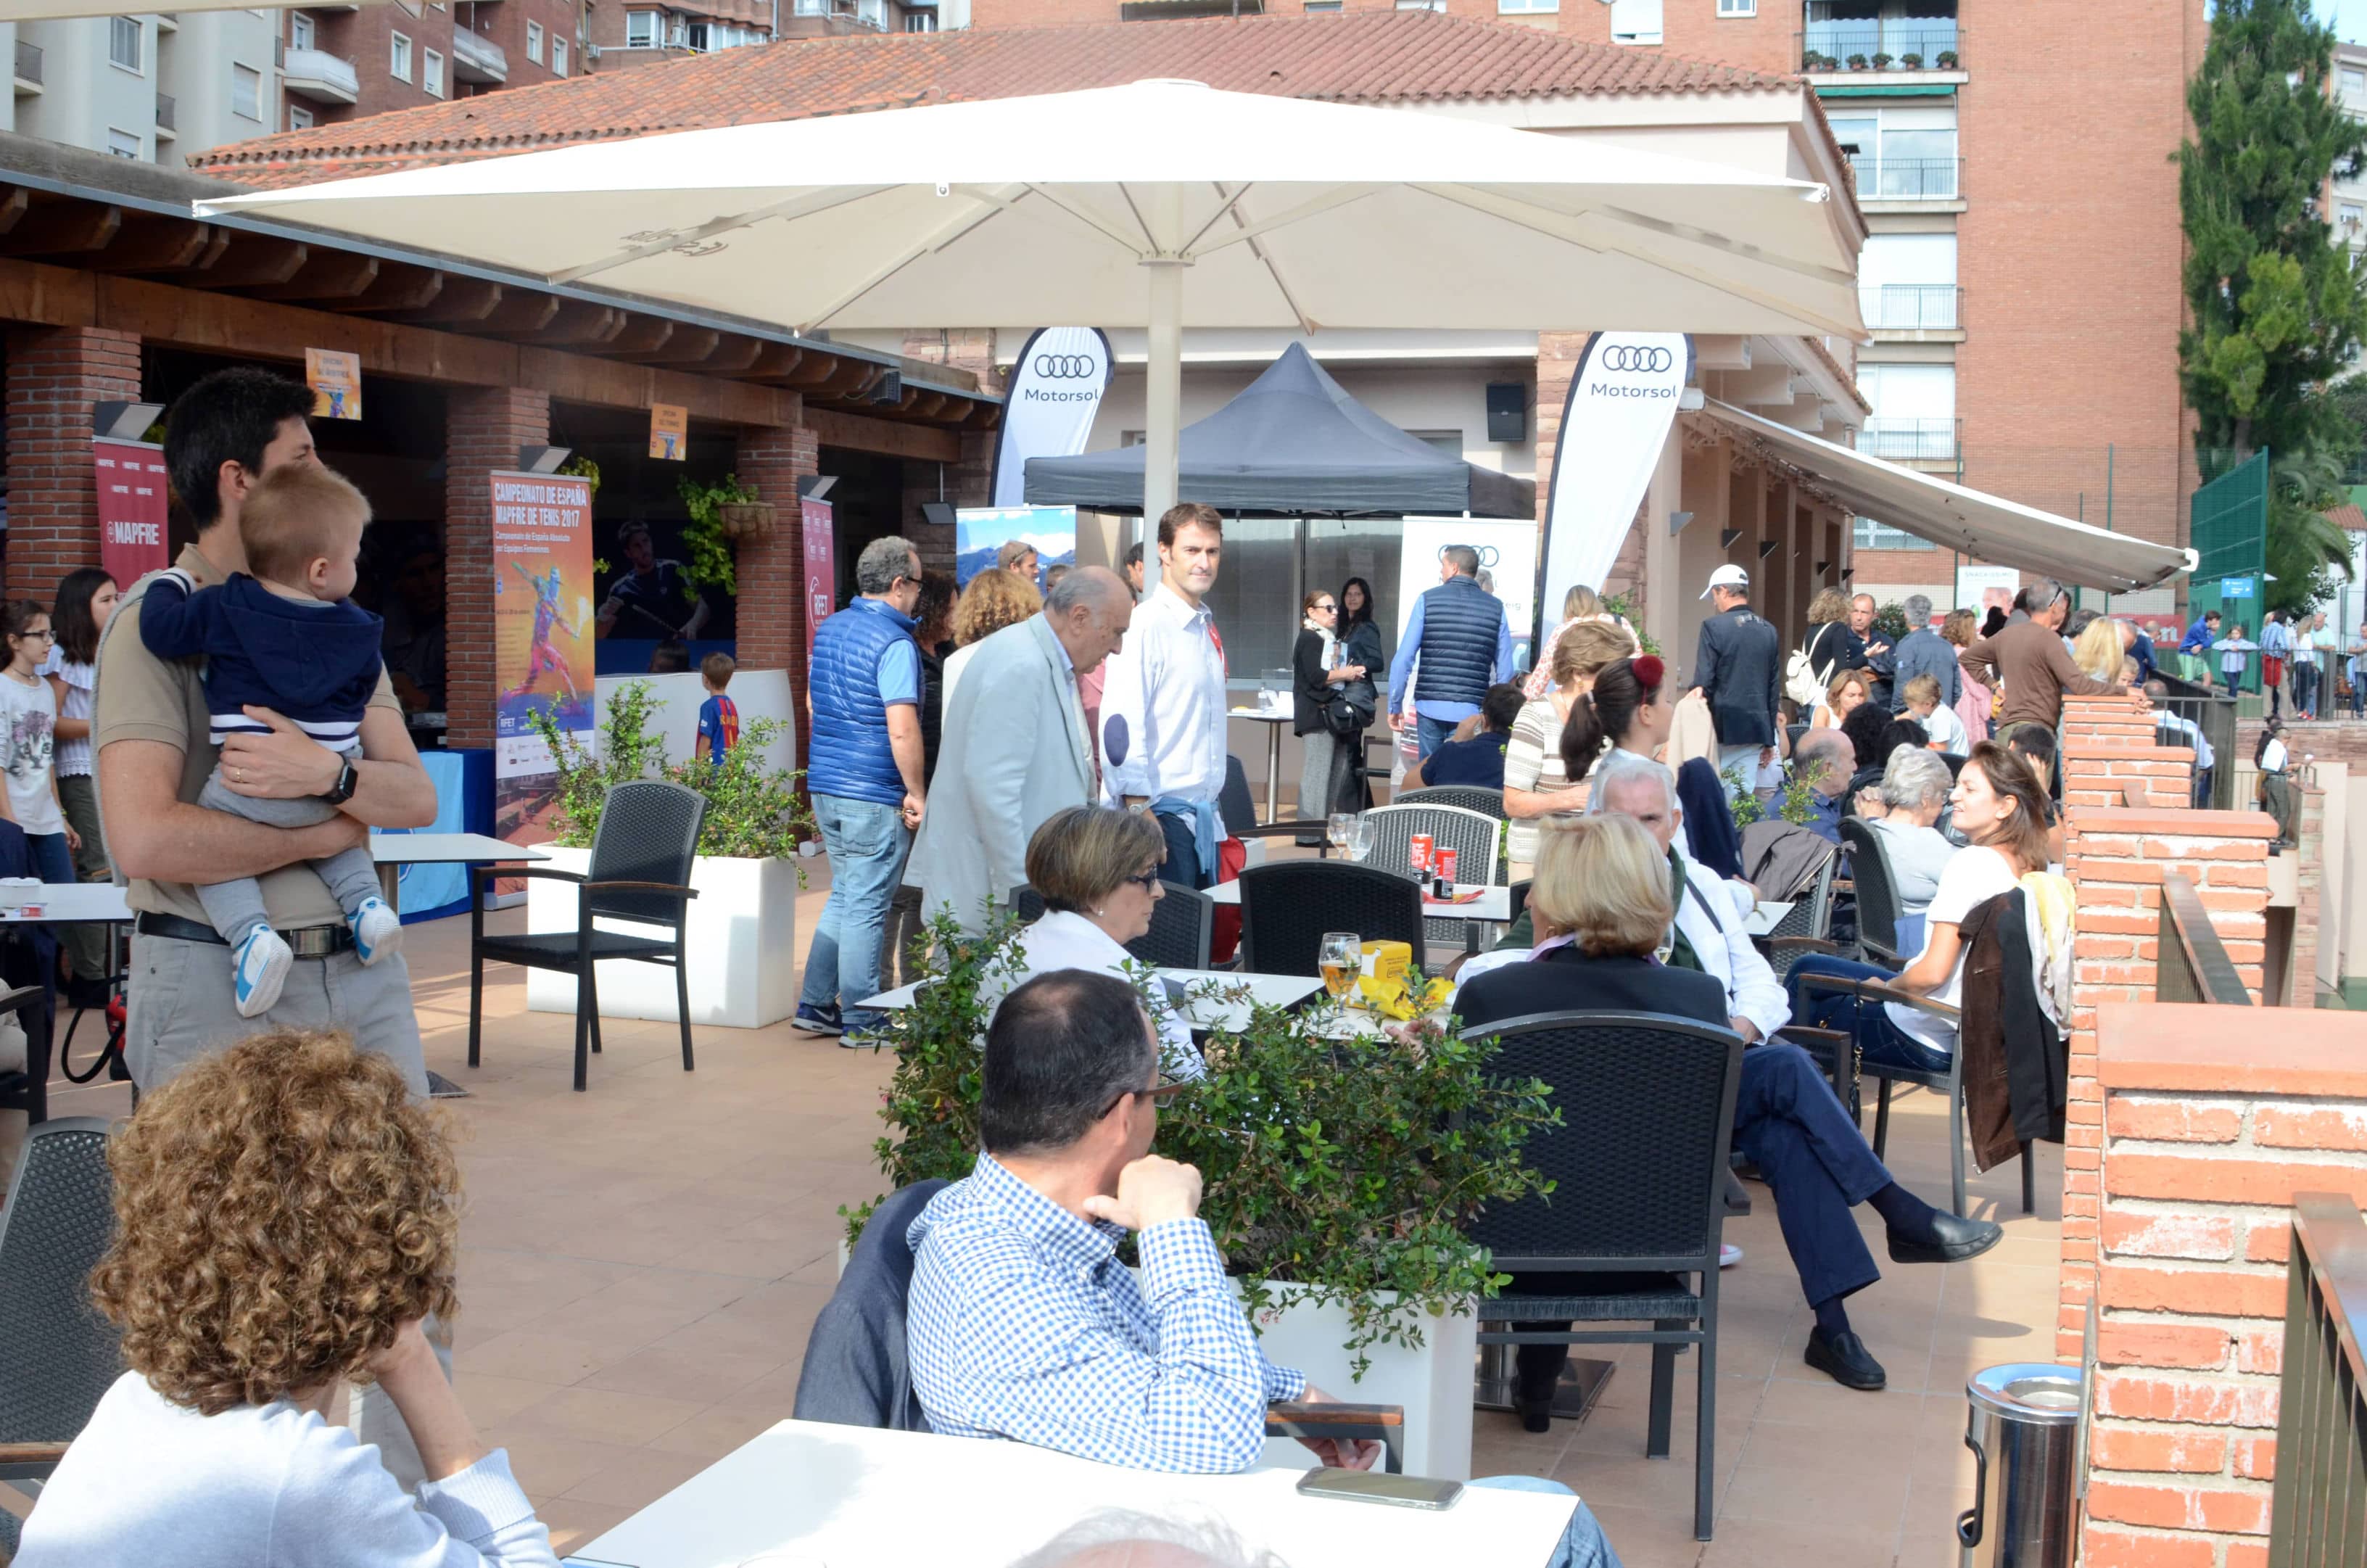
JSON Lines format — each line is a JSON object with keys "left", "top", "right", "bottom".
{"left": 350, "top": 896, "right": 403, "bottom": 967}
{"left": 1719, "top": 1243, "right": 1744, "bottom": 1269}
{"left": 233, "top": 928, "right": 293, "bottom": 1018}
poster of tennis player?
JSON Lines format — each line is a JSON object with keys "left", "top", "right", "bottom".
{"left": 491, "top": 471, "right": 595, "bottom": 851}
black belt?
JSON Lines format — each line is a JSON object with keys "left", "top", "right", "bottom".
{"left": 136, "top": 912, "right": 355, "bottom": 959}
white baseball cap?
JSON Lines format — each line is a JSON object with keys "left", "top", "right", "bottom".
{"left": 1700, "top": 564, "right": 1750, "bottom": 599}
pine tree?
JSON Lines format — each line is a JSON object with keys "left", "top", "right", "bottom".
{"left": 2178, "top": 0, "right": 2367, "bottom": 614}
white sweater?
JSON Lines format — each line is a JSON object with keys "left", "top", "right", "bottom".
{"left": 14, "top": 1373, "right": 560, "bottom": 1568}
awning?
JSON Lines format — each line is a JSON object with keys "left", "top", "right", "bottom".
{"left": 1703, "top": 400, "right": 2194, "bottom": 593}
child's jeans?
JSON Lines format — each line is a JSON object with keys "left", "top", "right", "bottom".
{"left": 193, "top": 763, "right": 379, "bottom": 946}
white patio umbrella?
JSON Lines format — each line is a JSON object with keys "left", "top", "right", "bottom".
{"left": 201, "top": 79, "right": 1859, "bottom": 574}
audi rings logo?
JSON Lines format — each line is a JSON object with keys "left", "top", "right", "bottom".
{"left": 1031, "top": 353, "right": 1102, "bottom": 379}
{"left": 1440, "top": 544, "right": 1500, "bottom": 569}
{"left": 1601, "top": 345, "right": 1674, "bottom": 374}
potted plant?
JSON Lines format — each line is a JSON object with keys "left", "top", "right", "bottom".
{"left": 1870, "top": 51, "right": 1893, "bottom": 69}
{"left": 1846, "top": 52, "right": 1869, "bottom": 70}
{"left": 524, "top": 681, "right": 816, "bottom": 1028}
{"left": 844, "top": 915, "right": 1559, "bottom": 1480}
{"left": 1900, "top": 51, "right": 1922, "bottom": 69}
{"left": 1936, "top": 48, "right": 1959, "bottom": 68}
{"left": 677, "top": 473, "right": 760, "bottom": 595}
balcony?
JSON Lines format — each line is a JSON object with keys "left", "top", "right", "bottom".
{"left": 155, "top": 93, "right": 175, "bottom": 140}
{"left": 450, "top": 27, "right": 507, "bottom": 84}
{"left": 281, "top": 46, "right": 359, "bottom": 104}
{"left": 1846, "top": 153, "right": 1961, "bottom": 204}
{"left": 1859, "top": 283, "right": 1962, "bottom": 333}
{"left": 13, "top": 39, "right": 41, "bottom": 95}
{"left": 1798, "top": 21, "right": 1962, "bottom": 74}
{"left": 1859, "top": 417, "right": 1961, "bottom": 464}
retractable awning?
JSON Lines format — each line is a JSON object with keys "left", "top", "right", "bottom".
{"left": 1703, "top": 399, "right": 2194, "bottom": 594}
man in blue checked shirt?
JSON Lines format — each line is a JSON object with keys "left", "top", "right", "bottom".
{"left": 906, "top": 970, "right": 1625, "bottom": 1567}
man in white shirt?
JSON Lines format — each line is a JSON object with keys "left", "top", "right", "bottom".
{"left": 1097, "top": 504, "right": 1231, "bottom": 890}
{"left": 2142, "top": 681, "right": 2215, "bottom": 809}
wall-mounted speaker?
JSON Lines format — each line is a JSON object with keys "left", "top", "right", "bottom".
{"left": 1485, "top": 382, "right": 1527, "bottom": 444}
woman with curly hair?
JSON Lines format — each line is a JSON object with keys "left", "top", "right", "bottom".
{"left": 941, "top": 564, "right": 1044, "bottom": 710}
{"left": 14, "top": 1029, "right": 558, "bottom": 1567}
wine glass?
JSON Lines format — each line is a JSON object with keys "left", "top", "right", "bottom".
{"left": 1319, "top": 932, "right": 1362, "bottom": 999}
{"left": 1326, "top": 812, "right": 1352, "bottom": 856}
{"left": 1347, "top": 816, "right": 1376, "bottom": 865}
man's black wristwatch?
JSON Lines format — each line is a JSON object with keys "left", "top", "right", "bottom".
{"left": 322, "top": 758, "right": 358, "bottom": 806}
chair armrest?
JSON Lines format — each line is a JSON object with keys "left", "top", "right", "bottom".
{"left": 0, "top": 1439, "right": 69, "bottom": 1466}
{"left": 1229, "top": 820, "right": 1331, "bottom": 840}
{"left": 1794, "top": 974, "right": 1959, "bottom": 1021}
{"left": 579, "top": 880, "right": 701, "bottom": 900}
{"left": 470, "top": 865, "right": 584, "bottom": 888}
{"left": 1765, "top": 938, "right": 1841, "bottom": 958}
{"left": 1265, "top": 1403, "right": 1406, "bottom": 1475}
{"left": 0, "top": 983, "right": 44, "bottom": 1014}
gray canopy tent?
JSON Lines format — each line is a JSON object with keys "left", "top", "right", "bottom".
{"left": 1023, "top": 342, "right": 1536, "bottom": 519}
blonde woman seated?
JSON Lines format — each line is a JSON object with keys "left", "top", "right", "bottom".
{"left": 1811, "top": 668, "right": 1871, "bottom": 733}
{"left": 15, "top": 1029, "right": 558, "bottom": 1568}
{"left": 1002, "top": 805, "right": 1201, "bottom": 1076}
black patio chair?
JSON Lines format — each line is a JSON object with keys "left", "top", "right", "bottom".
{"left": 1463, "top": 1012, "right": 1743, "bottom": 1542}
{"left": 1396, "top": 785, "right": 1508, "bottom": 821}
{"left": 1009, "top": 885, "right": 1048, "bottom": 925}
{"left": 0, "top": 1118, "right": 123, "bottom": 1553}
{"left": 1839, "top": 817, "right": 1909, "bottom": 968}
{"left": 468, "top": 780, "right": 706, "bottom": 1093}
{"left": 1007, "top": 882, "right": 1213, "bottom": 970}
{"left": 1236, "top": 861, "right": 1424, "bottom": 978}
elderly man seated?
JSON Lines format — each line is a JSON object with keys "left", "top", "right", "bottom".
{"left": 1790, "top": 727, "right": 1856, "bottom": 843}
{"left": 1453, "top": 767, "right": 2002, "bottom": 1395}
{"left": 906, "top": 969, "right": 1626, "bottom": 1567}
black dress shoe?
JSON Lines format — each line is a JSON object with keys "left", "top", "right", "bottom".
{"left": 1887, "top": 1211, "right": 2006, "bottom": 1266}
{"left": 1804, "top": 1328, "right": 1886, "bottom": 1391}
{"left": 1513, "top": 1395, "right": 1554, "bottom": 1434}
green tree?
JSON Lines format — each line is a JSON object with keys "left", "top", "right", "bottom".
{"left": 2178, "top": 0, "right": 2367, "bottom": 616}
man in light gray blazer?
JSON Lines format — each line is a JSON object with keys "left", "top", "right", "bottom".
{"left": 903, "top": 566, "right": 1133, "bottom": 934}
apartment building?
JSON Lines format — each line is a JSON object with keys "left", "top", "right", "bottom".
{"left": 587, "top": 0, "right": 938, "bottom": 72}
{"left": 2334, "top": 41, "right": 2367, "bottom": 256}
{"left": 281, "top": 1, "right": 585, "bottom": 133}
{"left": 0, "top": 11, "right": 278, "bottom": 168}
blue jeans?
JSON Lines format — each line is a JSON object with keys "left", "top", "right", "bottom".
{"left": 1785, "top": 954, "right": 1955, "bottom": 1076}
{"left": 799, "top": 793, "right": 912, "bottom": 1031}
{"left": 1416, "top": 713, "right": 1458, "bottom": 763}
{"left": 25, "top": 830, "right": 73, "bottom": 890}
{"left": 1464, "top": 1480, "right": 1624, "bottom": 1568}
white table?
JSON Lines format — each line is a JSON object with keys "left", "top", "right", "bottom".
{"left": 368, "top": 832, "right": 549, "bottom": 909}
{"left": 1207, "top": 878, "right": 1515, "bottom": 926}
{"left": 574, "top": 1419, "right": 1582, "bottom": 1568}
{"left": 1743, "top": 900, "right": 1794, "bottom": 938}
{"left": 862, "top": 968, "right": 1323, "bottom": 1033}
{"left": 0, "top": 883, "right": 133, "bottom": 923}
{"left": 1228, "top": 706, "right": 1292, "bottom": 822}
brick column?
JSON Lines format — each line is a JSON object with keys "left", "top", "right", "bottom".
{"left": 1534, "top": 331, "right": 1588, "bottom": 592}
{"left": 445, "top": 387, "right": 550, "bottom": 751}
{"left": 735, "top": 410, "right": 817, "bottom": 767}
{"left": 2063, "top": 694, "right": 2193, "bottom": 812}
{"left": 2078, "top": 1005, "right": 2367, "bottom": 1568}
{"left": 2057, "top": 804, "right": 2276, "bottom": 1363}
{"left": 2286, "top": 780, "right": 2324, "bottom": 1008}
{"left": 4, "top": 326, "right": 141, "bottom": 606}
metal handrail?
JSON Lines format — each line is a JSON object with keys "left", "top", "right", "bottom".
{"left": 1846, "top": 154, "right": 1963, "bottom": 202}
{"left": 2156, "top": 872, "right": 2252, "bottom": 1006}
{"left": 2149, "top": 672, "right": 2237, "bottom": 810}
{"left": 2267, "top": 1193, "right": 2367, "bottom": 1567}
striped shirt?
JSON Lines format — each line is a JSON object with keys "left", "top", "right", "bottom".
{"left": 1503, "top": 695, "right": 1584, "bottom": 864}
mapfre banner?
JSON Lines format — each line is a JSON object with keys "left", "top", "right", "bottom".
{"left": 991, "top": 326, "right": 1113, "bottom": 508}
{"left": 1537, "top": 332, "right": 1692, "bottom": 636}
{"left": 92, "top": 438, "right": 170, "bottom": 587}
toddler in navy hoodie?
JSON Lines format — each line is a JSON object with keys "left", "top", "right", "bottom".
{"left": 140, "top": 461, "right": 400, "bottom": 1017}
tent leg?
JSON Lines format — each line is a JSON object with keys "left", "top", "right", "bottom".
{"left": 1141, "top": 247, "right": 1186, "bottom": 593}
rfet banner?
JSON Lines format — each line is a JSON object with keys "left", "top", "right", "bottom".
{"left": 91, "top": 439, "right": 170, "bottom": 586}
{"left": 1537, "top": 332, "right": 1692, "bottom": 640}
{"left": 801, "top": 494, "right": 835, "bottom": 659}
{"left": 991, "top": 326, "right": 1113, "bottom": 508}
{"left": 489, "top": 471, "right": 595, "bottom": 854}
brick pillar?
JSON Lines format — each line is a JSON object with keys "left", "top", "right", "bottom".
{"left": 2078, "top": 1005, "right": 2367, "bottom": 1568}
{"left": 735, "top": 410, "right": 817, "bottom": 768}
{"left": 2062, "top": 694, "right": 2193, "bottom": 812}
{"left": 445, "top": 387, "right": 550, "bottom": 751}
{"left": 1534, "top": 332, "right": 1588, "bottom": 580}
{"left": 4, "top": 326, "right": 140, "bottom": 605}
{"left": 2287, "top": 780, "right": 2324, "bottom": 1007}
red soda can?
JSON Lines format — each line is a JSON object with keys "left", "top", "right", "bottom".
{"left": 1436, "top": 847, "right": 1458, "bottom": 888}
{"left": 1409, "top": 833, "right": 1434, "bottom": 874}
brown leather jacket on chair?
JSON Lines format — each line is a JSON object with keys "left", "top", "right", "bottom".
{"left": 1955, "top": 889, "right": 2067, "bottom": 1172}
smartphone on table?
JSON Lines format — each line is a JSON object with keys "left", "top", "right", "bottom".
{"left": 1295, "top": 1469, "right": 1463, "bottom": 1510}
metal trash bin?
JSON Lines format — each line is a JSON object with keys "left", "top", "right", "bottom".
{"left": 1959, "top": 1363, "right": 2083, "bottom": 1568}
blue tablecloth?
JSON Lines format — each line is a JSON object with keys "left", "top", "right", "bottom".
{"left": 383, "top": 748, "right": 493, "bottom": 924}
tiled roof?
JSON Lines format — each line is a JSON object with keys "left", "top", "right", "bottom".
{"left": 2325, "top": 502, "right": 2367, "bottom": 532}
{"left": 191, "top": 12, "right": 1796, "bottom": 188}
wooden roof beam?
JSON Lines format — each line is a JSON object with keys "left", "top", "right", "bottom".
{"left": 615, "top": 326, "right": 716, "bottom": 365}
{"left": 0, "top": 202, "right": 123, "bottom": 258}
{"left": 728, "top": 342, "right": 804, "bottom": 381}
{"left": 333, "top": 265, "right": 445, "bottom": 315}
{"left": 603, "top": 318, "right": 676, "bottom": 356}
{"left": 477, "top": 292, "right": 563, "bottom": 337}
{"left": 248, "top": 251, "right": 380, "bottom": 302}
{"left": 395, "top": 276, "right": 504, "bottom": 325}
{"left": 0, "top": 189, "right": 26, "bottom": 236}
{"left": 83, "top": 217, "right": 223, "bottom": 275}
{"left": 698, "top": 337, "right": 764, "bottom": 374}
{"left": 533, "top": 301, "right": 627, "bottom": 346}
{"left": 162, "top": 233, "right": 307, "bottom": 287}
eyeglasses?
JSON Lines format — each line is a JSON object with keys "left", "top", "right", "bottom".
{"left": 12, "top": 630, "right": 54, "bottom": 642}
{"left": 1313, "top": 601, "right": 1337, "bottom": 612}
{"left": 1099, "top": 1078, "right": 1192, "bottom": 1119}
{"left": 1122, "top": 868, "right": 1162, "bottom": 893}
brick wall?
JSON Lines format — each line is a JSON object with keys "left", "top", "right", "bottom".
{"left": 445, "top": 387, "right": 550, "bottom": 750}
{"left": 2063, "top": 693, "right": 2193, "bottom": 811}
{"left": 735, "top": 416, "right": 819, "bottom": 768}
{"left": 4, "top": 326, "right": 140, "bottom": 608}
{"left": 2078, "top": 1004, "right": 2367, "bottom": 1568}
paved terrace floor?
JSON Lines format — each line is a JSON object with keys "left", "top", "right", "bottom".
{"left": 30, "top": 886, "right": 2063, "bottom": 1568}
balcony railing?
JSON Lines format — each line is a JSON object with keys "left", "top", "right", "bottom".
{"left": 1859, "top": 418, "right": 1960, "bottom": 463}
{"left": 1859, "top": 284, "right": 1962, "bottom": 331}
{"left": 2266, "top": 1192, "right": 2367, "bottom": 1565}
{"left": 2147, "top": 677, "right": 2239, "bottom": 812}
{"left": 13, "top": 39, "right": 41, "bottom": 86}
{"left": 1846, "top": 154, "right": 1962, "bottom": 202}
{"left": 2156, "top": 871, "right": 2252, "bottom": 1002}
{"left": 281, "top": 46, "right": 359, "bottom": 103}
{"left": 155, "top": 92, "right": 174, "bottom": 131}
{"left": 450, "top": 26, "right": 507, "bottom": 83}
{"left": 1798, "top": 22, "right": 1961, "bottom": 73}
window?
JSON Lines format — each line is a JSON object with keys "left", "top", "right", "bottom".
{"left": 1395, "top": 0, "right": 1447, "bottom": 9}
{"left": 289, "top": 12, "right": 315, "bottom": 49}
{"left": 232, "top": 63, "right": 261, "bottom": 119}
{"left": 424, "top": 48, "right": 445, "bottom": 96}
{"left": 626, "top": 10, "right": 659, "bottom": 45}
{"left": 1305, "top": 1, "right": 1342, "bottom": 10}
{"left": 1859, "top": 232, "right": 1958, "bottom": 328}
{"left": 289, "top": 104, "right": 315, "bottom": 131}
{"left": 1831, "top": 104, "right": 1960, "bottom": 201}
{"left": 2344, "top": 204, "right": 2363, "bottom": 237}
{"left": 390, "top": 31, "right": 412, "bottom": 81}
{"left": 795, "top": 0, "right": 829, "bottom": 12}
{"left": 552, "top": 38, "right": 569, "bottom": 74}
{"left": 1852, "top": 517, "right": 1936, "bottom": 553}
{"left": 1608, "top": 0, "right": 1661, "bottom": 44}
{"left": 1717, "top": 0, "right": 1754, "bottom": 13}
{"left": 856, "top": 0, "right": 885, "bottom": 27}
{"left": 1495, "top": 0, "right": 1557, "bottom": 12}
{"left": 110, "top": 15, "right": 142, "bottom": 72}
{"left": 2345, "top": 66, "right": 2366, "bottom": 102}
{"left": 526, "top": 21, "right": 544, "bottom": 62}
{"left": 904, "top": 10, "right": 936, "bottom": 28}
{"left": 105, "top": 128, "right": 141, "bottom": 160}
{"left": 1858, "top": 363, "right": 1957, "bottom": 462}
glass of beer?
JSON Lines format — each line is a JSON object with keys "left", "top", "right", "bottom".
{"left": 1326, "top": 812, "right": 1353, "bottom": 855}
{"left": 1319, "top": 933, "right": 1361, "bottom": 999}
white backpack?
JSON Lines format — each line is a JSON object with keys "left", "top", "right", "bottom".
{"left": 1784, "top": 622, "right": 1841, "bottom": 709}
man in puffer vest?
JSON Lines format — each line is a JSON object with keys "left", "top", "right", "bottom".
{"left": 1386, "top": 544, "right": 1512, "bottom": 764}
{"left": 796, "top": 535, "right": 926, "bottom": 1043}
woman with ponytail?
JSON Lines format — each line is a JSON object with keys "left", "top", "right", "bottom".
{"left": 1557, "top": 653, "right": 1674, "bottom": 793}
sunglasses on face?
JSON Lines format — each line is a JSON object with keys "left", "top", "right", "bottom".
{"left": 1122, "top": 867, "right": 1162, "bottom": 893}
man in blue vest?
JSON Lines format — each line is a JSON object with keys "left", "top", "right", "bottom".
{"left": 1386, "top": 545, "right": 1513, "bottom": 764}
{"left": 797, "top": 534, "right": 927, "bottom": 1042}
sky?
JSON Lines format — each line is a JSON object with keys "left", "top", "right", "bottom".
{"left": 2331, "top": 0, "right": 2367, "bottom": 44}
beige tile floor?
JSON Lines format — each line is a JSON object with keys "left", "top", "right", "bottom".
{"left": 30, "top": 886, "right": 2063, "bottom": 1568}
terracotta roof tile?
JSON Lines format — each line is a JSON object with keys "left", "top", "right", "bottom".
{"left": 2323, "top": 502, "right": 2367, "bottom": 532}
{"left": 191, "top": 12, "right": 1796, "bottom": 187}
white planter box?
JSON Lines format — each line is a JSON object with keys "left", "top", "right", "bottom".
{"left": 525, "top": 845, "right": 801, "bottom": 1029}
{"left": 1245, "top": 1283, "right": 1476, "bottom": 1482}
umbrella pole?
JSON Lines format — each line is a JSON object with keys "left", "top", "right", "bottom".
{"left": 1140, "top": 255, "right": 1185, "bottom": 593}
